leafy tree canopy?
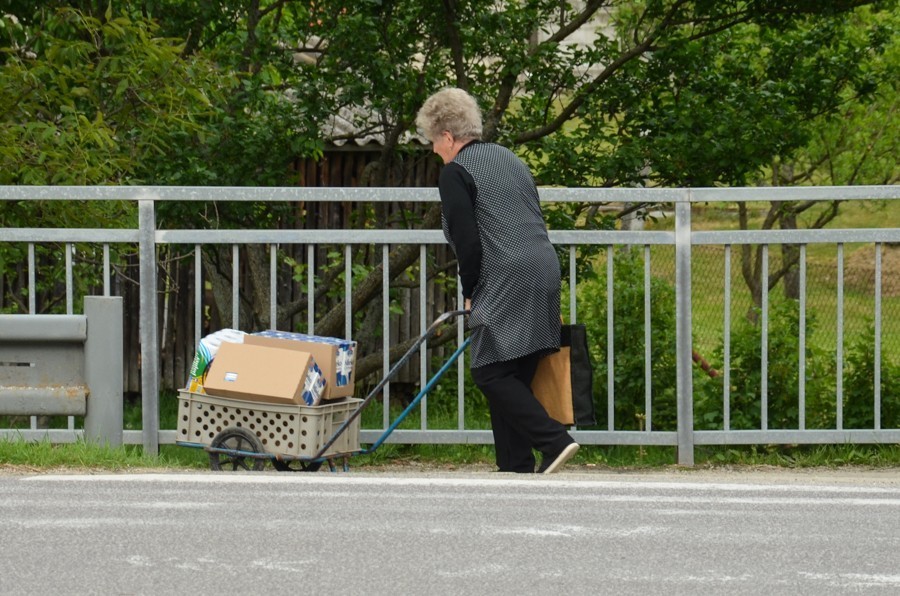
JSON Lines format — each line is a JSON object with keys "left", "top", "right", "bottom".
{"left": 3, "top": 1, "right": 895, "bottom": 194}
{"left": 2, "top": 1, "right": 896, "bottom": 328}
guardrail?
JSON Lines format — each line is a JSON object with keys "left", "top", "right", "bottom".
{"left": 0, "top": 296, "right": 123, "bottom": 446}
{"left": 2, "top": 185, "right": 899, "bottom": 465}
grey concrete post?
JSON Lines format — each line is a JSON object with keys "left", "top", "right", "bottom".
{"left": 84, "top": 296, "right": 124, "bottom": 447}
{"left": 675, "top": 196, "right": 695, "bottom": 466}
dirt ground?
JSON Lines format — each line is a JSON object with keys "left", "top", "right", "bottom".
{"left": 844, "top": 243, "right": 900, "bottom": 296}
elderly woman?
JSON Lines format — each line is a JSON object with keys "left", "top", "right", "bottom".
{"left": 416, "top": 88, "right": 579, "bottom": 473}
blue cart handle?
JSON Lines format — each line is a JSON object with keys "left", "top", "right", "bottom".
{"left": 312, "top": 309, "right": 470, "bottom": 460}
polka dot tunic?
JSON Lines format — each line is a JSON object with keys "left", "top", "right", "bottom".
{"left": 438, "top": 141, "right": 561, "bottom": 368}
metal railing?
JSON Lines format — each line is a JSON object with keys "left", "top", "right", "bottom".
{"left": 2, "top": 184, "right": 899, "bottom": 465}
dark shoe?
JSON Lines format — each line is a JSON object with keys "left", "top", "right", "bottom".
{"left": 539, "top": 442, "right": 580, "bottom": 474}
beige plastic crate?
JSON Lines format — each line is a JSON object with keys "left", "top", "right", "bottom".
{"left": 177, "top": 391, "right": 361, "bottom": 458}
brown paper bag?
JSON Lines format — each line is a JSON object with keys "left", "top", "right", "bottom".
{"left": 531, "top": 346, "right": 575, "bottom": 425}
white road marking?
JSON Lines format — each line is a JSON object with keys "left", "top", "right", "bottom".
{"left": 0, "top": 499, "right": 214, "bottom": 509}
{"left": 125, "top": 555, "right": 153, "bottom": 567}
{"left": 15, "top": 473, "right": 900, "bottom": 510}
{"left": 493, "top": 527, "right": 574, "bottom": 537}
{"left": 436, "top": 563, "right": 508, "bottom": 578}
{"left": 798, "top": 572, "right": 900, "bottom": 588}
{"left": 18, "top": 474, "right": 900, "bottom": 507}
{"left": 250, "top": 559, "right": 317, "bottom": 572}
{"left": 23, "top": 473, "right": 900, "bottom": 495}
{"left": 4, "top": 517, "right": 172, "bottom": 528}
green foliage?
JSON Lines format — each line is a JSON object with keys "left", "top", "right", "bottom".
{"left": 7, "top": 438, "right": 900, "bottom": 471}
{"left": 519, "top": 3, "right": 898, "bottom": 189}
{"left": 350, "top": 443, "right": 497, "bottom": 468}
{"left": 696, "top": 443, "right": 900, "bottom": 467}
{"left": 581, "top": 248, "right": 680, "bottom": 431}
{"left": 0, "top": 8, "right": 227, "bottom": 186}
{"left": 841, "top": 322, "right": 900, "bottom": 429}
{"left": 0, "top": 5, "right": 234, "bottom": 312}
{"left": 545, "top": 204, "right": 617, "bottom": 284}
{"left": 775, "top": 8, "right": 899, "bottom": 185}
{"left": 692, "top": 298, "right": 900, "bottom": 432}
{"left": 576, "top": 254, "right": 900, "bottom": 435}
{"left": 694, "top": 299, "right": 834, "bottom": 430}
{"left": 4, "top": 1, "right": 895, "bottom": 198}
{"left": 353, "top": 345, "right": 490, "bottom": 432}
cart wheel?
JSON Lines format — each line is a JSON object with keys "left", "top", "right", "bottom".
{"left": 209, "top": 427, "right": 267, "bottom": 472}
{"left": 272, "top": 459, "right": 323, "bottom": 473}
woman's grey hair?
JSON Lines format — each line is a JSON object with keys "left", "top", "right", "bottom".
{"left": 416, "top": 88, "right": 483, "bottom": 142}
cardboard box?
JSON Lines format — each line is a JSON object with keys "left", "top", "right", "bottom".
{"left": 245, "top": 331, "right": 357, "bottom": 399}
{"left": 203, "top": 341, "right": 326, "bottom": 406}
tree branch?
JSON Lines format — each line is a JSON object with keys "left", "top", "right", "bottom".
{"left": 738, "top": 202, "right": 759, "bottom": 306}
{"left": 810, "top": 200, "right": 841, "bottom": 230}
{"left": 543, "top": 0, "right": 608, "bottom": 46}
{"left": 513, "top": 0, "right": 689, "bottom": 144}
{"left": 354, "top": 320, "right": 459, "bottom": 382}
{"left": 313, "top": 203, "right": 445, "bottom": 338}
{"left": 441, "top": 0, "right": 469, "bottom": 90}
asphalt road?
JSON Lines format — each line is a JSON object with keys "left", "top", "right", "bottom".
{"left": 1, "top": 469, "right": 899, "bottom": 595}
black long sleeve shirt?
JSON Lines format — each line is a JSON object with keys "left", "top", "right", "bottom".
{"left": 438, "top": 157, "right": 482, "bottom": 299}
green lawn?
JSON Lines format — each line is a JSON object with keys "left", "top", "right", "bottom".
{"left": 637, "top": 200, "right": 900, "bottom": 358}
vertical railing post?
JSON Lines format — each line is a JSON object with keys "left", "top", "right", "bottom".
{"left": 138, "top": 198, "right": 159, "bottom": 455}
{"left": 675, "top": 194, "right": 694, "bottom": 466}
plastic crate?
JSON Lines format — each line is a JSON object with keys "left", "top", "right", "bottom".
{"left": 177, "top": 390, "right": 361, "bottom": 458}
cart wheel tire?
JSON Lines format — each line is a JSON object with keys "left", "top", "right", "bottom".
{"left": 209, "top": 427, "right": 267, "bottom": 472}
{"left": 272, "top": 459, "right": 323, "bottom": 473}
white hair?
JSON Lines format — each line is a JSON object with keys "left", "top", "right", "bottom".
{"left": 415, "top": 88, "right": 483, "bottom": 142}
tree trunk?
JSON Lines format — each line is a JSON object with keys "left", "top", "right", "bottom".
{"left": 781, "top": 211, "right": 800, "bottom": 300}
{"left": 201, "top": 246, "right": 234, "bottom": 330}
{"left": 738, "top": 202, "right": 762, "bottom": 322}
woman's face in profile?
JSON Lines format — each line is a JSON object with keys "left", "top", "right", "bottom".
{"left": 432, "top": 130, "right": 457, "bottom": 164}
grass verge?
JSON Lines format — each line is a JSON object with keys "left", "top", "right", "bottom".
{"left": 3, "top": 438, "right": 900, "bottom": 473}
{"left": 0, "top": 438, "right": 209, "bottom": 472}
{"left": 4, "top": 394, "right": 900, "bottom": 472}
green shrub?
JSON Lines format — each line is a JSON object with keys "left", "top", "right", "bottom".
{"left": 576, "top": 250, "right": 849, "bottom": 433}
{"left": 694, "top": 298, "right": 833, "bottom": 430}
{"left": 840, "top": 322, "right": 900, "bottom": 429}
{"left": 580, "top": 248, "right": 680, "bottom": 431}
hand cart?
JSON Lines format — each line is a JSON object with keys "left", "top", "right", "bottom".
{"left": 176, "top": 310, "right": 470, "bottom": 472}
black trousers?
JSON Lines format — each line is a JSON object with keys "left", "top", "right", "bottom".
{"left": 471, "top": 352, "right": 574, "bottom": 473}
